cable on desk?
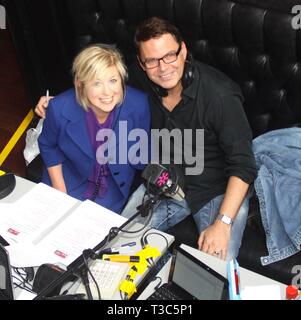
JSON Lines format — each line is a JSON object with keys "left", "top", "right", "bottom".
{"left": 119, "top": 203, "right": 154, "bottom": 235}
{"left": 119, "top": 180, "right": 159, "bottom": 235}
{"left": 12, "top": 280, "right": 36, "bottom": 294}
{"left": 140, "top": 229, "right": 169, "bottom": 268}
{"left": 81, "top": 250, "right": 101, "bottom": 300}
{"left": 152, "top": 276, "right": 163, "bottom": 290}
{"left": 91, "top": 183, "right": 159, "bottom": 260}
{"left": 12, "top": 267, "right": 35, "bottom": 293}
{"left": 142, "top": 231, "right": 169, "bottom": 252}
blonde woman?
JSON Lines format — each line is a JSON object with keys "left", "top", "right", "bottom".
{"left": 38, "top": 45, "right": 150, "bottom": 213}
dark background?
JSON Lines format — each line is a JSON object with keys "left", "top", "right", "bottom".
{"left": 4, "top": 0, "right": 301, "bottom": 134}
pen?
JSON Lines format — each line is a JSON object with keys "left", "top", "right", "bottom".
{"left": 234, "top": 269, "right": 240, "bottom": 295}
{"left": 46, "top": 89, "right": 49, "bottom": 104}
{"left": 227, "top": 259, "right": 241, "bottom": 300}
{"left": 100, "top": 242, "right": 136, "bottom": 254}
{"left": 234, "top": 259, "right": 241, "bottom": 298}
{"left": 103, "top": 255, "right": 140, "bottom": 263}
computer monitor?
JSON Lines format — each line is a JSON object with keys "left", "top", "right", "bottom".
{"left": 0, "top": 244, "right": 14, "bottom": 300}
{"left": 170, "top": 246, "right": 229, "bottom": 300}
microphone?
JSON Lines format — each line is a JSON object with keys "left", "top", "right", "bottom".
{"left": 141, "top": 163, "right": 185, "bottom": 201}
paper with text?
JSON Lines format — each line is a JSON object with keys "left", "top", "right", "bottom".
{"left": 0, "top": 183, "right": 78, "bottom": 244}
{"left": 5, "top": 199, "right": 127, "bottom": 267}
{"left": 35, "top": 200, "right": 127, "bottom": 266}
{"left": 0, "top": 203, "right": 16, "bottom": 243}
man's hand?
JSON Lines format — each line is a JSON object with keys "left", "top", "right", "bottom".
{"left": 35, "top": 95, "right": 54, "bottom": 118}
{"left": 197, "top": 220, "right": 231, "bottom": 260}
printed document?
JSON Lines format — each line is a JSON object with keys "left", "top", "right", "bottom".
{"left": 0, "top": 183, "right": 127, "bottom": 267}
{"left": 0, "top": 183, "right": 78, "bottom": 244}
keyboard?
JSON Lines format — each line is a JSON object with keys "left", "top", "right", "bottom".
{"left": 147, "top": 283, "right": 182, "bottom": 300}
{"left": 75, "top": 260, "right": 129, "bottom": 300}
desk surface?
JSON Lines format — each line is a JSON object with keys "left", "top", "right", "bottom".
{"left": 2, "top": 176, "right": 36, "bottom": 203}
{"left": 1, "top": 176, "right": 174, "bottom": 300}
{"left": 181, "top": 244, "right": 287, "bottom": 300}
{"left": 1, "top": 177, "right": 287, "bottom": 300}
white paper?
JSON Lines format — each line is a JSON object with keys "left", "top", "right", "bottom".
{"left": 0, "top": 204, "right": 17, "bottom": 243}
{"left": 7, "top": 243, "right": 53, "bottom": 267}
{"left": 36, "top": 200, "right": 127, "bottom": 266}
{"left": 5, "top": 199, "right": 127, "bottom": 267}
{"left": 0, "top": 183, "right": 78, "bottom": 244}
{"left": 241, "top": 285, "right": 282, "bottom": 300}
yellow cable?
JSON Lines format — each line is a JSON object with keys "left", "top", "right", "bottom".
{"left": 0, "top": 109, "right": 34, "bottom": 166}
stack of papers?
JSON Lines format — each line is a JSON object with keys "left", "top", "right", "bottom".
{"left": 0, "top": 183, "right": 127, "bottom": 267}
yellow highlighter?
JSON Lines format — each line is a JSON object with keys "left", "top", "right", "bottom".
{"left": 103, "top": 255, "right": 140, "bottom": 263}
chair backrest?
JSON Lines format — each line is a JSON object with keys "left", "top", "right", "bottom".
{"left": 64, "top": 0, "right": 301, "bottom": 137}
{"left": 6, "top": 0, "right": 301, "bottom": 136}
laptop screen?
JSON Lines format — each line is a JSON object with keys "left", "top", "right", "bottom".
{"left": 0, "top": 244, "right": 14, "bottom": 300}
{"left": 171, "top": 247, "right": 228, "bottom": 300}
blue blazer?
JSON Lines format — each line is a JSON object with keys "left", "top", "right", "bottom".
{"left": 38, "top": 87, "right": 150, "bottom": 213}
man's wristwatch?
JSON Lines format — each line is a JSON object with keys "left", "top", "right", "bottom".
{"left": 217, "top": 214, "right": 234, "bottom": 226}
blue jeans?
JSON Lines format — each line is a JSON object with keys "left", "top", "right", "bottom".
{"left": 193, "top": 193, "right": 250, "bottom": 261}
{"left": 121, "top": 184, "right": 250, "bottom": 261}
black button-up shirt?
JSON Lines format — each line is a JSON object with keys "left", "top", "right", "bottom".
{"left": 128, "top": 60, "right": 257, "bottom": 213}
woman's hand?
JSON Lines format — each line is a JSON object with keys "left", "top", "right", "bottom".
{"left": 35, "top": 95, "right": 54, "bottom": 118}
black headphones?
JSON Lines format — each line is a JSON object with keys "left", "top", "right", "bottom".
{"left": 149, "top": 53, "right": 195, "bottom": 98}
{"left": 0, "top": 171, "right": 16, "bottom": 200}
{"left": 182, "top": 53, "right": 195, "bottom": 89}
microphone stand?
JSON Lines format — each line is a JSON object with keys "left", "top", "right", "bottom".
{"left": 35, "top": 194, "right": 162, "bottom": 300}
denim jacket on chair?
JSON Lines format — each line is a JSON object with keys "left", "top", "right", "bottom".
{"left": 253, "top": 128, "right": 301, "bottom": 265}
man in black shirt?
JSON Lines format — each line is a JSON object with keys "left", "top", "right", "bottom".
{"left": 123, "top": 17, "right": 257, "bottom": 261}
{"left": 34, "top": 17, "right": 257, "bottom": 261}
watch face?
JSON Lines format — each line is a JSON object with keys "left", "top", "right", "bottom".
{"left": 222, "top": 216, "right": 231, "bottom": 224}
{"left": 219, "top": 214, "right": 232, "bottom": 225}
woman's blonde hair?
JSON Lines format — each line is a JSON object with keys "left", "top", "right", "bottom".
{"left": 72, "top": 44, "right": 128, "bottom": 110}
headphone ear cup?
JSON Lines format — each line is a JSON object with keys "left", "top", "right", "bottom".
{"left": 182, "top": 61, "right": 195, "bottom": 89}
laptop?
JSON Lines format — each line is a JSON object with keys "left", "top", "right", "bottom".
{"left": 0, "top": 244, "right": 14, "bottom": 300}
{"left": 147, "top": 246, "right": 229, "bottom": 300}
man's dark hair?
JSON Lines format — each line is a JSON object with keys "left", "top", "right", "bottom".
{"left": 134, "top": 17, "right": 183, "bottom": 52}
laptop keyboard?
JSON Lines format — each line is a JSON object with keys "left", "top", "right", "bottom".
{"left": 147, "top": 283, "right": 182, "bottom": 300}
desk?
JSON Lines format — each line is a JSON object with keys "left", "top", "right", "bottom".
{"left": 180, "top": 244, "right": 287, "bottom": 299}
{"left": 0, "top": 176, "right": 174, "bottom": 300}
{"left": 140, "top": 244, "right": 287, "bottom": 300}
{"left": 2, "top": 177, "right": 286, "bottom": 300}
{"left": 1, "top": 176, "right": 35, "bottom": 203}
